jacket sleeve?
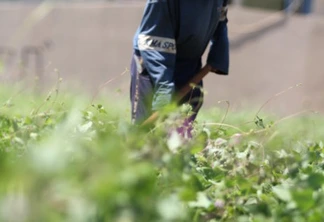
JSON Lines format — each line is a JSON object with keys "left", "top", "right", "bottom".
{"left": 207, "top": 0, "right": 229, "bottom": 75}
{"left": 136, "top": 0, "right": 177, "bottom": 111}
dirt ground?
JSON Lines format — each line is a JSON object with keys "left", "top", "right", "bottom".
{"left": 0, "top": 2, "right": 323, "bottom": 117}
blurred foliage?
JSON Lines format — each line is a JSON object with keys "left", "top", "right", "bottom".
{"left": 1, "top": 85, "right": 324, "bottom": 222}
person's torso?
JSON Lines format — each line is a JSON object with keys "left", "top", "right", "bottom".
{"left": 133, "top": 0, "right": 225, "bottom": 84}
{"left": 175, "top": 0, "right": 224, "bottom": 84}
{"left": 176, "top": 0, "right": 224, "bottom": 60}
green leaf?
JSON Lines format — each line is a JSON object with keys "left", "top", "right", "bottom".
{"left": 245, "top": 198, "right": 258, "bottom": 205}
{"left": 292, "top": 189, "right": 314, "bottom": 211}
{"left": 201, "top": 167, "right": 225, "bottom": 181}
{"left": 99, "top": 108, "right": 107, "bottom": 114}
{"left": 14, "top": 137, "right": 25, "bottom": 145}
{"left": 190, "top": 144, "right": 203, "bottom": 155}
{"left": 236, "top": 176, "right": 253, "bottom": 193}
{"left": 188, "top": 192, "right": 212, "bottom": 209}
{"left": 24, "top": 116, "right": 33, "bottom": 125}
{"left": 45, "top": 117, "right": 53, "bottom": 125}
{"left": 307, "top": 173, "right": 324, "bottom": 190}
{"left": 244, "top": 201, "right": 272, "bottom": 217}
{"left": 272, "top": 185, "right": 291, "bottom": 202}
{"left": 308, "top": 209, "right": 323, "bottom": 222}
{"left": 179, "top": 188, "right": 197, "bottom": 201}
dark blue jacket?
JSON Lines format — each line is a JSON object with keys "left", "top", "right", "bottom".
{"left": 133, "top": 0, "right": 229, "bottom": 111}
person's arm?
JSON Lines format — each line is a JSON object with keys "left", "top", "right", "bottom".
{"left": 207, "top": 0, "right": 229, "bottom": 75}
{"left": 136, "top": 0, "right": 177, "bottom": 111}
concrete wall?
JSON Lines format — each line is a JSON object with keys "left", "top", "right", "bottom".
{"left": 0, "top": 2, "right": 144, "bottom": 91}
{"left": 314, "top": 0, "right": 324, "bottom": 14}
{"left": 0, "top": 2, "right": 323, "bottom": 116}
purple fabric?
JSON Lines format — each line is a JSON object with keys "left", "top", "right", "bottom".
{"left": 176, "top": 115, "right": 195, "bottom": 139}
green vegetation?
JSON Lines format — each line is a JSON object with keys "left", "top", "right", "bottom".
{"left": 0, "top": 84, "right": 324, "bottom": 222}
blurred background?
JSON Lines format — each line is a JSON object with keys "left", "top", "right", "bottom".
{"left": 0, "top": 0, "right": 323, "bottom": 116}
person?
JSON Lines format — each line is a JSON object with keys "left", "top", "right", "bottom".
{"left": 130, "top": 0, "right": 230, "bottom": 132}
